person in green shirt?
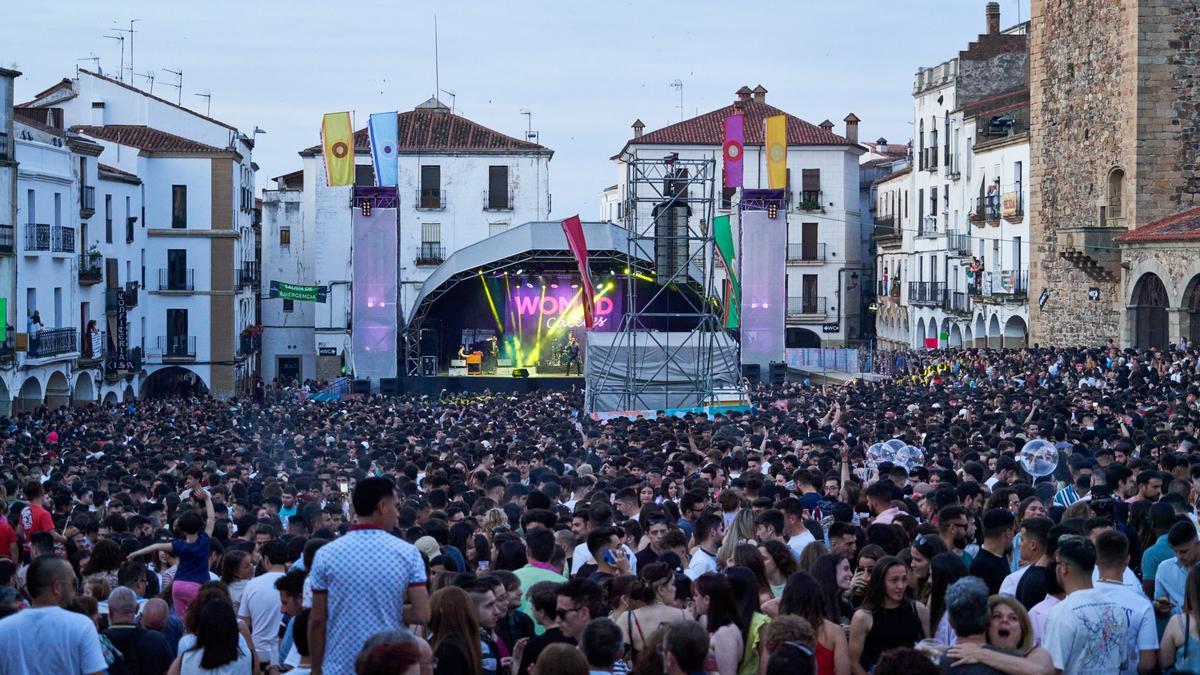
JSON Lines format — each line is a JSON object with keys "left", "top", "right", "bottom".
{"left": 1141, "top": 502, "right": 1180, "bottom": 598}
{"left": 513, "top": 528, "right": 567, "bottom": 635}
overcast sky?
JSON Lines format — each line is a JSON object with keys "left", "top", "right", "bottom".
{"left": 8, "top": 0, "right": 1030, "bottom": 218}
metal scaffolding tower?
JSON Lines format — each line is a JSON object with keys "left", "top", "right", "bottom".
{"left": 586, "top": 152, "right": 743, "bottom": 414}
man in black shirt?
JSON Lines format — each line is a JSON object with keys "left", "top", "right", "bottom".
{"left": 970, "top": 508, "right": 1014, "bottom": 595}
{"left": 103, "top": 587, "right": 174, "bottom": 675}
{"left": 635, "top": 517, "right": 670, "bottom": 570}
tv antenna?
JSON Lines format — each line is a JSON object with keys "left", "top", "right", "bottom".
{"left": 433, "top": 13, "right": 440, "bottom": 103}
{"left": 670, "top": 79, "right": 684, "bottom": 122}
{"left": 195, "top": 90, "right": 212, "bottom": 117}
{"left": 77, "top": 55, "right": 101, "bottom": 77}
{"left": 162, "top": 68, "right": 183, "bottom": 105}
{"left": 520, "top": 109, "right": 539, "bottom": 144}
{"left": 113, "top": 19, "right": 138, "bottom": 82}
{"left": 137, "top": 71, "right": 155, "bottom": 94}
{"left": 104, "top": 32, "right": 126, "bottom": 82}
{"left": 439, "top": 89, "right": 456, "bottom": 114}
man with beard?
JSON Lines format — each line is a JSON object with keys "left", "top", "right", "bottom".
{"left": 0, "top": 557, "right": 106, "bottom": 674}
{"left": 970, "top": 508, "right": 1015, "bottom": 595}
{"left": 938, "top": 505, "right": 973, "bottom": 565}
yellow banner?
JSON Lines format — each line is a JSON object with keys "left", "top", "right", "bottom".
{"left": 322, "top": 112, "right": 355, "bottom": 187}
{"left": 765, "top": 115, "right": 787, "bottom": 190}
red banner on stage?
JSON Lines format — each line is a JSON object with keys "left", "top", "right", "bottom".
{"left": 561, "top": 215, "right": 595, "bottom": 328}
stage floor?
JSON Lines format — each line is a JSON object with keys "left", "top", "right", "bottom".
{"left": 396, "top": 372, "right": 582, "bottom": 396}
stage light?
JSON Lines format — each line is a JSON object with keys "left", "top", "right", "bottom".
{"left": 550, "top": 283, "right": 558, "bottom": 289}
{"left": 623, "top": 267, "right": 630, "bottom": 274}
{"left": 516, "top": 269, "right": 524, "bottom": 275}
{"left": 526, "top": 282, "right": 534, "bottom": 288}
{"left": 571, "top": 283, "right": 579, "bottom": 288}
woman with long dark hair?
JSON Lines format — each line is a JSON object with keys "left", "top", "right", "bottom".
{"left": 760, "top": 541, "right": 798, "bottom": 600}
{"left": 810, "top": 553, "right": 854, "bottom": 625}
{"left": 908, "top": 533, "right": 947, "bottom": 604}
{"left": 218, "top": 550, "right": 253, "bottom": 612}
{"left": 614, "top": 562, "right": 687, "bottom": 660}
{"left": 847, "top": 556, "right": 929, "bottom": 675}
{"left": 928, "top": 552, "right": 968, "bottom": 645}
{"left": 777, "top": 572, "right": 851, "bottom": 675}
{"left": 694, "top": 572, "right": 746, "bottom": 675}
{"left": 725, "top": 566, "right": 771, "bottom": 675}
{"left": 732, "top": 543, "right": 774, "bottom": 605}
{"left": 429, "top": 586, "right": 483, "bottom": 675}
{"left": 171, "top": 598, "right": 254, "bottom": 674}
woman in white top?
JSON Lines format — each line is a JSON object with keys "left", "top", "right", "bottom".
{"left": 169, "top": 597, "right": 256, "bottom": 674}
{"left": 219, "top": 551, "right": 254, "bottom": 613}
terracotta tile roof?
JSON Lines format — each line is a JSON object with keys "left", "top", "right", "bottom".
{"left": 70, "top": 124, "right": 228, "bottom": 154}
{"left": 300, "top": 109, "right": 551, "bottom": 156}
{"left": 619, "top": 100, "right": 853, "bottom": 154}
{"left": 98, "top": 163, "right": 142, "bottom": 184}
{"left": 1114, "top": 207, "right": 1200, "bottom": 243}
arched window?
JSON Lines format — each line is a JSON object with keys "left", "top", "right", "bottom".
{"left": 1107, "top": 168, "right": 1125, "bottom": 227}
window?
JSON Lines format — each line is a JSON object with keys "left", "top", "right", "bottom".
{"left": 801, "top": 222, "right": 819, "bottom": 260}
{"left": 53, "top": 287, "right": 62, "bottom": 328}
{"left": 166, "top": 309, "right": 188, "bottom": 355}
{"left": 489, "top": 222, "right": 509, "bottom": 237}
{"left": 487, "top": 166, "right": 510, "bottom": 209}
{"left": 105, "top": 195, "right": 113, "bottom": 244}
{"left": 54, "top": 193, "right": 61, "bottom": 227}
{"left": 419, "top": 222, "right": 442, "bottom": 262}
{"left": 420, "top": 165, "right": 441, "bottom": 208}
{"left": 171, "top": 185, "right": 187, "bottom": 228}
{"left": 802, "top": 275, "right": 819, "bottom": 313}
{"left": 421, "top": 222, "right": 441, "bottom": 244}
{"left": 354, "top": 165, "right": 375, "bottom": 187}
{"left": 720, "top": 187, "right": 735, "bottom": 210}
{"left": 917, "top": 189, "right": 924, "bottom": 233}
{"left": 800, "top": 169, "right": 821, "bottom": 203}
{"left": 283, "top": 299, "right": 295, "bottom": 313}
{"left": 279, "top": 227, "right": 291, "bottom": 246}
{"left": 918, "top": 119, "right": 925, "bottom": 169}
{"left": 26, "top": 189, "right": 34, "bottom": 224}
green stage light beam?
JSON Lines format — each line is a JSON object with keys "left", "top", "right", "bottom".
{"left": 478, "top": 272, "right": 504, "bottom": 333}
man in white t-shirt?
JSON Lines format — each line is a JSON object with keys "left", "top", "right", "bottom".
{"left": 239, "top": 540, "right": 288, "bottom": 665}
{"left": 685, "top": 514, "right": 724, "bottom": 581}
{"left": 1092, "top": 529, "right": 1157, "bottom": 674}
{"left": 780, "top": 498, "right": 816, "bottom": 559}
{"left": 1042, "top": 535, "right": 1131, "bottom": 675}
{"left": 0, "top": 556, "right": 107, "bottom": 675}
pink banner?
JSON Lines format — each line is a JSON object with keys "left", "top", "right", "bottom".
{"left": 924, "top": 337, "right": 938, "bottom": 349}
{"left": 561, "top": 215, "right": 595, "bottom": 328}
{"left": 723, "top": 115, "right": 744, "bottom": 188}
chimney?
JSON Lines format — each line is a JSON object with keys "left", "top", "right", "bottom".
{"left": 819, "top": 119, "right": 835, "bottom": 133}
{"left": 751, "top": 85, "right": 767, "bottom": 103}
{"left": 986, "top": 1, "right": 1000, "bottom": 34}
{"left": 735, "top": 86, "right": 752, "bottom": 103}
{"left": 632, "top": 119, "right": 645, "bottom": 139}
{"left": 90, "top": 99, "right": 105, "bottom": 126}
{"left": 876, "top": 137, "right": 888, "bottom": 153}
{"left": 843, "top": 113, "right": 860, "bottom": 144}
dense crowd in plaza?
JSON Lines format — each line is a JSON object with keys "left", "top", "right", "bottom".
{"left": 4, "top": 343, "right": 1200, "bottom": 674}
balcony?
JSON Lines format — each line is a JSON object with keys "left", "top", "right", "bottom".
{"left": 792, "top": 190, "right": 823, "bottom": 212}
{"left": 878, "top": 280, "right": 902, "bottom": 302}
{"left": 916, "top": 215, "right": 940, "bottom": 237}
{"left": 970, "top": 269, "right": 1029, "bottom": 300}
{"left": 482, "top": 190, "right": 514, "bottom": 211}
{"left": 27, "top": 327, "right": 76, "bottom": 359}
{"left": 0, "top": 224, "right": 13, "bottom": 254}
{"left": 923, "top": 147, "right": 938, "bottom": 171}
{"left": 416, "top": 189, "right": 446, "bottom": 211}
{"left": 943, "top": 291, "right": 972, "bottom": 315}
{"left": 80, "top": 185, "right": 95, "bottom": 219}
{"left": 908, "top": 281, "right": 947, "bottom": 306}
{"left": 947, "top": 230, "right": 973, "bottom": 257}
{"left": 126, "top": 216, "right": 137, "bottom": 244}
{"left": 106, "top": 285, "right": 139, "bottom": 314}
{"left": 52, "top": 226, "right": 75, "bottom": 253}
{"left": 24, "top": 223, "right": 49, "bottom": 252}
{"left": 786, "top": 296, "right": 828, "bottom": 322}
{"left": 873, "top": 220, "right": 902, "bottom": 248}
{"left": 0, "top": 334, "right": 13, "bottom": 363}
{"left": 79, "top": 253, "right": 103, "bottom": 285}
{"left": 158, "top": 268, "right": 195, "bottom": 292}
{"left": 415, "top": 243, "right": 445, "bottom": 266}
{"left": 970, "top": 196, "right": 1001, "bottom": 224}
{"left": 1002, "top": 191, "right": 1024, "bottom": 222}
{"left": 79, "top": 329, "right": 106, "bottom": 366}
{"left": 239, "top": 333, "right": 262, "bottom": 357}
{"left": 159, "top": 335, "right": 196, "bottom": 361}
{"left": 238, "top": 261, "right": 260, "bottom": 290}
{"left": 787, "top": 242, "right": 826, "bottom": 264}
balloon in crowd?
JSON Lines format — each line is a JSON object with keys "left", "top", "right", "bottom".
{"left": 1018, "top": 438, "right": 1059, "bottom": 477}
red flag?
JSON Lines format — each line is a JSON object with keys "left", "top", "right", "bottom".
{"left": 561, "top": 215, "right": 595, "bottom": 328}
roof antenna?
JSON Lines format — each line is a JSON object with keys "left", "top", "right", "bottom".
{"left": 670, "top": 79, "right": 684, "bottom": 123}
{"left": 520, "top": 109, "right": 539, "bottom": 144}
{"left": 77, "top": 55, "right": 101, "bottom": 78}
{"left": 162, "top": 68, "right": 182, "bottom": 105}
{"left": 439, "top": 89, "right": 456, "bottom": 115}
{"left": 104, "top": 32, "right": 126, "bottom": 82}
{"left": 113, "top": 19, "right": 138, "bottom": 83}
{"left": 137, "top": 70, "right": 155, "bottom": 94}
{"left": 195, "top": 90, "right": 212, "bottom": 117}
{"left": 433, "top": 13, "right": 440, "bottom": 103}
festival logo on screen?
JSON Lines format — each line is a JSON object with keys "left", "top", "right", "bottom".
{"left": 510, "top": 292, "right": 617, "bottom": 329}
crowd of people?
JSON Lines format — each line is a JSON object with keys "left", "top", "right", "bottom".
{"left": 3, "top": 342, "right": 1200, "bottom": 674}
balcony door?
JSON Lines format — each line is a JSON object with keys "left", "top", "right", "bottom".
{"left": 802, "top": 275, "right": 818, "bottom": 313}
{"left": 420, "top": 165, "right": 441, "bottom": 208}
{"left": 801, "top": 223, "right": 818, "bottom": 260}
{"left": 168, "top": 249, "right": 187, "bottom": 290}
{"left": 167, "top": 309, "right": 188, "bottom": 355}
{"left": 488, "top": 166, "right": 509, "bottom": 209}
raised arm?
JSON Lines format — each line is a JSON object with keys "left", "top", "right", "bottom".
{"left": 128, "top": 542, "right": 174, "bottom": 560}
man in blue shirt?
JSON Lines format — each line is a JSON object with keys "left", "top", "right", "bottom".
{"left": 1154, "top": 520, "right": 1198, "bottom": 632}
{"left": 1141, "top": 503, "right": 1179, "bottom": 597}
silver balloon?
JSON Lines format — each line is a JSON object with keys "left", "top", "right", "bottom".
{"left": 883, "top": 438, "right": 908, "bottom": 454}
{"left": 1019, "top": 439, "right": 1059, "bottom": 477}
{"left": 892, "top": 445, "right": 925, "bottom": 472}
{"left": 866, "top": 443, "right": 885, "bottom": 468}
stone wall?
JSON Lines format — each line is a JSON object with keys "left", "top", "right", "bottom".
{"left": 959, "top": 44, "right": 1028, "bottom": 107}
{"left": 1029, "top": 0, "right": 1136, "bottom": 346}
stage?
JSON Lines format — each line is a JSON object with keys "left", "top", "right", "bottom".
{"left": 395, "top": 372, "right": 583, "bottom": 396}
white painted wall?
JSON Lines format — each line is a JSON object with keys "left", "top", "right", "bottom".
{"left": 260, "top": 188, "right": 315, "bottom": 383}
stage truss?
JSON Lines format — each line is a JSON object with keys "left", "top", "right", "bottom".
{"left": 586, "top": 153, "right": 745, "bottom": 413}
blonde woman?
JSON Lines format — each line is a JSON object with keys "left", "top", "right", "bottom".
{"left": 481, "top": 508, "right": 509, "bottom": 536}
{"left": 717, "top": 509, "right": 757, "bottom": 568}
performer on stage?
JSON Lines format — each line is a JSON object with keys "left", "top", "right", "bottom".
{"left": 565, "top": 333, "right": 582, "bottom": 376}
{"left": 457, "top": 343, "right": 468, "bottom": 360}
{"left": 485, "top": 335, "right": 499, "bottom": 374}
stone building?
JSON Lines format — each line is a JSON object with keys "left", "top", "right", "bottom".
{"left": 1029, "top": 0, "right": 1200, "bottom": 347}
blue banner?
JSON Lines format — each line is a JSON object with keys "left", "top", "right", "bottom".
{"left": 368, "top": 112, "right": 399, "bottom": 187}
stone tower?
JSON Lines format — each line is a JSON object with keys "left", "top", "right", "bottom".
{"left": 1028, "top": 0, "right": 1200, "bottom": 346}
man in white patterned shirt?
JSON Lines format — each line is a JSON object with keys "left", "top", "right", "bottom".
{"left": 308, "top": 477, "right": 430, "bottom": 675}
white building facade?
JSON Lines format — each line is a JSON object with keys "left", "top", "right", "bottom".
{"left": 610, "top": 86, "right": 866, "bottom": 348}
{"left": 15, "top": 69, "right": 257, "bottom": 400}
{"left": 261, "top": 98, "right": 552, "bottom": 383}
